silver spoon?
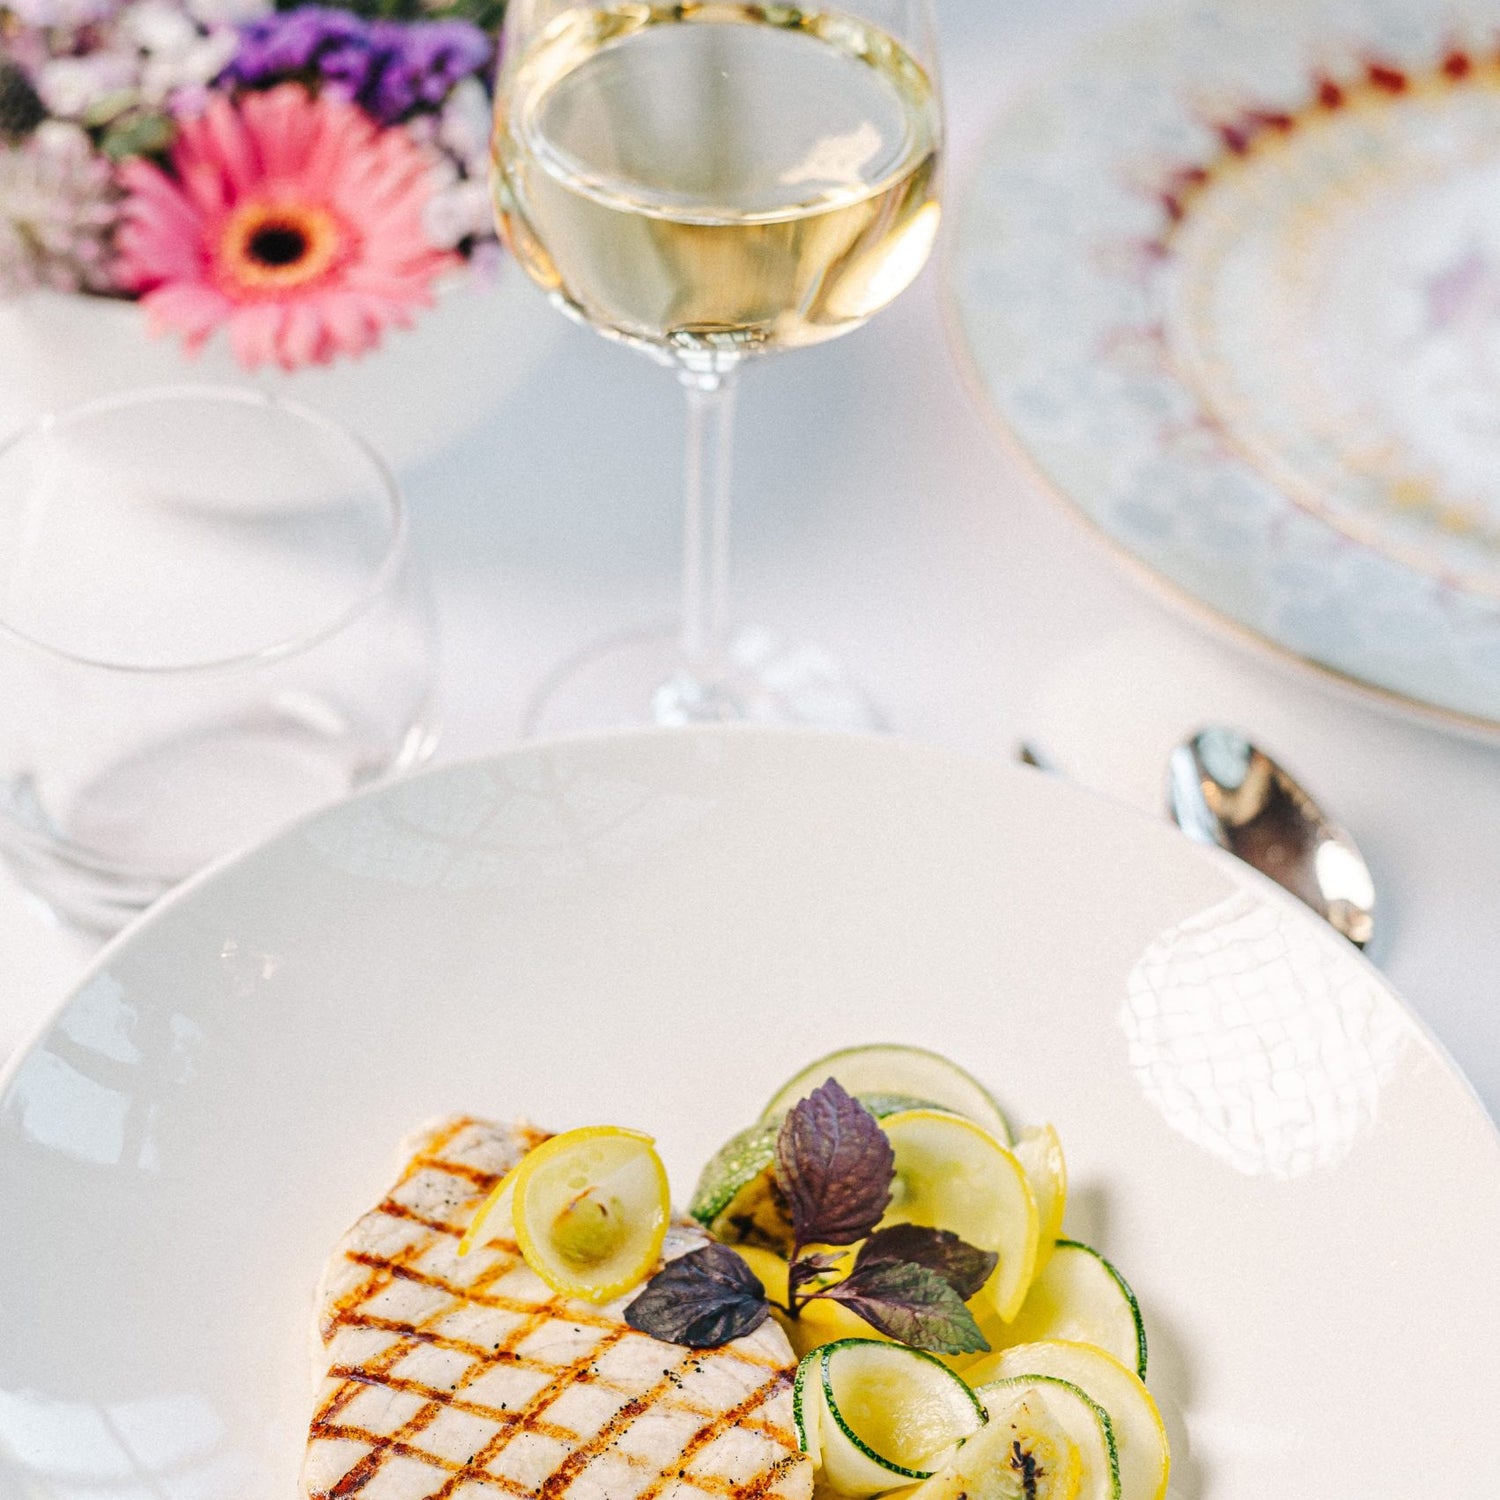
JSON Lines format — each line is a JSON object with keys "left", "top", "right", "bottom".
{"left": 1165, "top": 727, "right": 1375, "bottom": 949}
{"left": 1017, "top": 731, "right": 1377, "bottom": 949}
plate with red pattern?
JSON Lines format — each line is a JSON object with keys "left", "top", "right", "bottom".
{"left": 950, "top": 0, "right": 1500, "bottom": 735}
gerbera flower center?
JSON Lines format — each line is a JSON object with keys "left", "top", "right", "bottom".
{"left": 249, "top": 223, "right": 308, "bottom": 266}
{"left": 219, "top": 201, "right": 344, "bottom": 292}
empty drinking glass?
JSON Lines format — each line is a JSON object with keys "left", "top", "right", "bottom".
{"left": 0, "top": 386, "right": 439, "bottom": 934}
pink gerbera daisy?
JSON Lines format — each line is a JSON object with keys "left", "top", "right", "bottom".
{"left": 116, "top": 83, "right": 458, "bottom": 370}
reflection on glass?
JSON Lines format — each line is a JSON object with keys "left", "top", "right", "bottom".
{"left": 1121, "top": 890, "right": 1406, "bottom": 1178}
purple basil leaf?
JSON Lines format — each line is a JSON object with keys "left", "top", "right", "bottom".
{"left": 774, "top": 1078, "right": 895, "bottom": 1246}
{"left": 798, "top": 1250, "right": 846, "bottom": 1271}
{"left": 818, "top": 1259, "right": 990, "bottom": 1355}
{"left": 625, "top": 1243, "right": 771, "bottom": 1349}
{"left": 787, "top": 1249, "right": 844, "bottom": 1300}
{"left": 857, "top": 1224, "right": 997, "bottom": 1302}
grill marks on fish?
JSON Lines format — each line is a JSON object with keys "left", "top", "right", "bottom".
{"left": 304, "top": 1117, "right": 813, "bottom": 1500}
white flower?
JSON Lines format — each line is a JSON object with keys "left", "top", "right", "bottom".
{"left": 182, "top": 0, "right": 270, "bottom": 23}
{"left": 438, "top": 77, "right": 492, "bottom": 174}
{"left": 423, "top": 177, "right": 491, "bottom": 250}
{"left": 427, "top": 84, "right": 499, "bottom": 250}
{"left": 121, "top": 0, "right": 201, "bottom": 55}
{"left": 139, "top": 27, "right": 239, "bottom": 103}
{"left": 113, "top": 0, "right": 240, "bottom": 104}
{"left": 37, "top": 53, "right": 137, "bottom": 120}
{"left": 0, "top": 122, "right": 120, "bottom": 296}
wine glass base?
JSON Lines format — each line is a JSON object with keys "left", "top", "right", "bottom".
{"left": 523, "top": 623, "right": 886, "bottom": 738}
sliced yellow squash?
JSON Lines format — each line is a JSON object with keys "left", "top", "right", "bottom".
{"left": 998, "top": 1242, "right": 1147, "bottom": 1379}
{"left": 879, "top": 1109, "right": 1039, "bottom": 1320}
{"left": 1013, "top": 1124, "right": 1067, "bottom": 1273}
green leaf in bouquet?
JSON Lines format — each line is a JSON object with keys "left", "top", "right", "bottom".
{"left": 276, "top": 0, "right": 507, "bottom": 28}
{"left": 83, "top": 90, "right": 142, "bottom": 130}
{"left": 100, "top": 112, "right": 177, "bottom": 163}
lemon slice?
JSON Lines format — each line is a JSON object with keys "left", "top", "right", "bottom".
{"left": 979, "top": 1376, "right": 1119, "bottom": 1500}
{"left": 508, "top": 1126, "right": 669, "bottom": 1303}
{"left": 800, "top": 1338, "right": 987, "bottom": 1496}
{"left": 762, "top": 1046, "right": 1011, "bottom": 1143}
{"left": 457, "top": 1166, "right": 519, "bottom": 1258}
{"left": 967, "top": 1342, "right": 1168, "bottom": 1500}
{"left": 1013, "top": 1125, "right": 1067, "bottom": 1274}
{"left": 890, "top": 1383, "right": 1083, "bottom": 1500}
{"left": 879, "top": 1109, "right": 1039, "bottom": 1321}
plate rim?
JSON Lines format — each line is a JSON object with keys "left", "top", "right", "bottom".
{"left": 4, "top": 724, "right": 1496, "bottom": 1153}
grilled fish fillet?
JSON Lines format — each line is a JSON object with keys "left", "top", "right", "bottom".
{"left": 304, "top": 1116, "right": 814, "bottom": 1500}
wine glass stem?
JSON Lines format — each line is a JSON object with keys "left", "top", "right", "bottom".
{"left": 677, "top": 362, "right": 740, "bottom": 676}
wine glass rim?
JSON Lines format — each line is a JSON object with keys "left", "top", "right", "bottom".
{"left": 0, "top": 383, "right": 414, "bottom": 678}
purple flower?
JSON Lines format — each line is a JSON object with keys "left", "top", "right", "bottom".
{"left": 222, "top": 7, "right": 492, "bottom": 124}
{"left": 365, "top": 19, "right": 492, "bottom": 122}
{"left": 225, "top": 8, "right": 367, "bottom": 86}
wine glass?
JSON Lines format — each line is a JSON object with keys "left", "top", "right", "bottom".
{"left": 492, "top": 0, "right": 943, "bottom": 731}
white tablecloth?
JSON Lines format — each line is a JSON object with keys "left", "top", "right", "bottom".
{"left": 4, "top": 0, "right": 1498, "bottom": 1117}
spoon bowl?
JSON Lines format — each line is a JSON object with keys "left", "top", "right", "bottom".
{"left": 1167, "top": 727, "right": 1376, "bottom": 948}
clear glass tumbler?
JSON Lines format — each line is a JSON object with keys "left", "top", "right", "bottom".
{"left": 0, "top": 386, "right": 439, "bottom": 934}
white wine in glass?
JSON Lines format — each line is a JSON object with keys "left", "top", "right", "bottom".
{"left": 492, "top": 0, "right": 942, "bottom": 729}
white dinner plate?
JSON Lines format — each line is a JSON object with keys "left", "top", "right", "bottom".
{"left": 1, "top": 729, "right": 1496, "bottom": 1496}
{"left": 949, "top": 0, "right": 1500, "bottom": 737}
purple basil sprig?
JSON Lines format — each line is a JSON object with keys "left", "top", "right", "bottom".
{"left": 809, "top": 1228, "right": 996, "bottom": 1354}
{"left": 628, "top": 1080, "right": 995, "bottom": 1354}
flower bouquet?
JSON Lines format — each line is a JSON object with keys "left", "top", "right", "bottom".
{"left": 1, "top": 0, "right": 510, "bottom": 361}
{"left": 0, "top": 0, "right": 556, "bottom": 461}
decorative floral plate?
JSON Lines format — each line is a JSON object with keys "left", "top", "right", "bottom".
{"left": 949, "top": 0, "right": 1500, "bottom": 735}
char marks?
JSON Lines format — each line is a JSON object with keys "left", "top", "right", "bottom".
{"left": 303, "top": 1116, "right": 811, "bottom": 1500}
